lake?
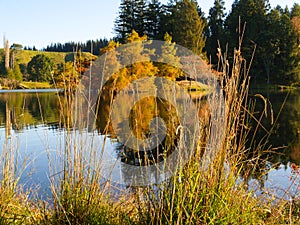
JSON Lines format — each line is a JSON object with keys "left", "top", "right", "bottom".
{"left": 0, "top": 89, "right": 299, "bottom": 199}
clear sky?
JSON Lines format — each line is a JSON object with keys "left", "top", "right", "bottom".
{"left": 0, "top": 0, "right": 297, "bottom": 49}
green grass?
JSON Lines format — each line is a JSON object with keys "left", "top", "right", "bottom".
{"left": 20, "top": 81, "right": 52, "bottom": 89}
{"left": 0, "top": 48, "right": 67, "bottom": 65}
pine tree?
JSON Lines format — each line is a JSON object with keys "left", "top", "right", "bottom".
{"left": 170, "top": 0, "right": 206, "bottom": 56}
{"left": 225, "top": 1, "right": 300, "bottom": 85}
{"left": 207, "top": 0, "right": 226, "bottom": 65}
{"left": 145, "top": 0, "right": 162, "bottom": 39}
{"left": 114, "top": 0, "right": 147, "bottom": 43}
{"left": 273, "top": 11, "right": 300, "bottom": 84}
{"left": 225, "top": 0, "right": 271, "bottom": 80}
{"left": 291, "top": 3, "right": 300, "bottom": 18}
{"left": 135, "top": 0, "right": 147, "bottom": 37}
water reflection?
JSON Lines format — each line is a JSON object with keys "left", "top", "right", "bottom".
{"left": 249, "top": 90, "right": 300, "bottom": 166}
{"left": 0, "top": 89, "right": 299, "bottom": 195}
{"left": 95, "top": 80, "right": 210, "bottom": 186}
{"left": 0, "top": 91, "right": 61, "bottom": 131}
{"left": 244, "top": 90, "right": 300, "bottom": 197}
{"left": 97, "top": 94, "right": 179, "bottom": 166}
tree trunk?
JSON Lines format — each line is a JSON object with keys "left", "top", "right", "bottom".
{"left": 263, "top": 58, "right": 271, "bottom": 85}
{"left": 4, "top": 39, "right": 10, "bottom": 70}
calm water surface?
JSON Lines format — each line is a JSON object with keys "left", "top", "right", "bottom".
{"left": 0, "top": 89, "right": 299, "bottom": 199}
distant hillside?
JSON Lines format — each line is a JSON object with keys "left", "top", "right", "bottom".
{"left": 0, "top": 48, "right": 97, "bottom": 75}
{"left": 0, "top": 49, "right": 67, "bottom": 66}
{"left": 0, "top": 48, "right": 98, "bottom": 89}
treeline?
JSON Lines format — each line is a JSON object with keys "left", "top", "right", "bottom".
{"left": 113, "top": 0, "right": 300, "bottom": 86}
{"left": 114, "top": 0, "right": 206, "bottom": 55}
{"left": 43, "top": 39, "right": 109, "bottom": 55}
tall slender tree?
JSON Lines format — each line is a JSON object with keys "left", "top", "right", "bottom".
{"left": 207, "top": 0, "right": 226, "bottom": 65}
{"left": 291, "top": 3, "right": 300, "bottom": 18}
{"left": 273, "top": 10, "right": 300, "bottom": 84}
{"left": 114, "top": 0, "right": 135, "bottom": 42}
{"left": 4, "top": 37, "right": 10, "bottom": 70}
{"left": 135, "top": 0, "right": 147, "bottom": 37}
{"left": 291, "top": 3, "right": 300, "bottom": 46}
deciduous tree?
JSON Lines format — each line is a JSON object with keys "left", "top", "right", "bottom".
{"left": 27, "top": 54, "right": 54, "bottom": 82}
{"left": 157, "top": 32, "right": 182, "bottom": 79}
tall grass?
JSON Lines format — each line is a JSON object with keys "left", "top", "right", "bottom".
{"left": 0, "top": 44, "right": 300, "bottom": 225}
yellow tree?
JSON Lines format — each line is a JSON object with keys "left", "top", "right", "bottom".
{"left": 54, "top": 62, "right": 79, "bottom": 89}
{"left": 157, "top": 32, "right": 182, "bottom": 80}
{"left": 122, "top": 30, "right": 158, "bottom": 80}
{"left": 100, "top": 40, "right": 130, "bottom": 92}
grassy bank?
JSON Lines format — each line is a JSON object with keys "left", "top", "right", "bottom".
{"left": 1, "top": 49, "right": 300, "bottom": 225}
{"left": 19, "top": 81, "right": 52, "bottom": 89}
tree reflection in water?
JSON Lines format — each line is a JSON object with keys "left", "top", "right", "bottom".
{"left": 96, "top": 83, "right": 210, "bottom": 169}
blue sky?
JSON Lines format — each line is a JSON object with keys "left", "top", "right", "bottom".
{"left": 0, "top": 0, "right": 297, "bottom": 49}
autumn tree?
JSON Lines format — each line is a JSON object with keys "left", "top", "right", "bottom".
{"left": 291, "top": 3, "right": 300, "bottom": 46}
{"left": 121, "top": 30, "right": 158, "bottom": 80}
{"left": 53, "top": 62, "right": 79, "bottom": 89}
{"left": 99, "top": 40, "right": 130, "bottom": 91}
{"left": 100, "top": 40, "right": 121, "bottom": 76}
{"left": 157, "top": 32, "right": 182, "bottom": 79}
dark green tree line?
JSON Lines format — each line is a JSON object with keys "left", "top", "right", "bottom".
{"left": 114, "top": 0, "right": 206, "bottom": 56}
{"left": 44, "top": 38, "right": 109, "bottom": 55}
{"left": 221, "top": 0, "right": 300, "bottom": 85}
